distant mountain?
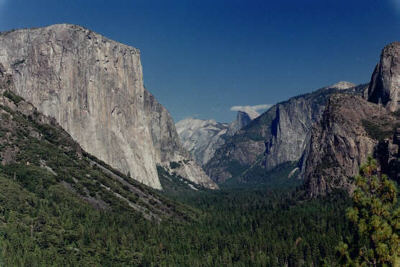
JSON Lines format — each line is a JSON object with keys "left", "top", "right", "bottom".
{"left": 205, "top": 81, "right": 365, "bottom": 184}
{"left": 0, "top": 24, "right": 216, "bottom": 190}
{"left": 328, "top": 81, "right": 356, "bottom": 90}
{"left": 176, "top": 110, "right": 259, "bottom": 166}
{"left": 226, "top": 110, "right": 259, "bottom": 136}
{"left": 176, "top": 118, "right": 229, "bottom": 166}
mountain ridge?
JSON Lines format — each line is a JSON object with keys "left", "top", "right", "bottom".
{"left": 204, "top": 81, "right": 365, "bottom": 184}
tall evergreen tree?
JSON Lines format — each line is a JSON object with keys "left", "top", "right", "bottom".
{"left": 338, "top": 157, "right": 400, "bottom": 266}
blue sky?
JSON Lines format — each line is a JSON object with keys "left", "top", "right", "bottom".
{"left": 0, "top": 0, "right": 399, "bottom": 122}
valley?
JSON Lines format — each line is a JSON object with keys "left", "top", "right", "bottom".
{"left": 0, "top": 20, "right": 399, "bottom": 266}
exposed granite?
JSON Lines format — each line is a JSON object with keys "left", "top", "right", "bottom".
{"left": 0, "top": 24, "right": 216, "bottom": 190}
{"left": 368, "top": 42, "right": 400, "bottom": 112}
{"left": 301, "top": 95, "right": 389, "bottom": 197}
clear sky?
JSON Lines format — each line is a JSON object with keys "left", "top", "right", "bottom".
{"left": 0, "top": 0, "right": 399, "bottom": 122}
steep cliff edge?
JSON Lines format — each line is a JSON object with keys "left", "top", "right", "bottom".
{"left": 368, "top": 42, "right": 400, "bottom": 112}
{"left": 0, "top": 24, "right": 216, "bottom": 190}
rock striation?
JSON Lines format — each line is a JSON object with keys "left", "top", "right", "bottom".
{"left": 0, "top": 24, "right": 217, "bottom": 190}
{"left": 368, "top": 42, "right": 400, "bottom": 112}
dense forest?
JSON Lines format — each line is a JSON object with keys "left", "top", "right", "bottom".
{"left": 0, "top": 162, "right": 355, "bottom": 266}
{"left": 1, "top": 146, "right": 399, "bottom": 266}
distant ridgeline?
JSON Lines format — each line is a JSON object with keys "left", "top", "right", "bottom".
{"left": 183, "top": 42, "right": 400, "bottom": 197}
{"left": 201, "top": 80, "right": 365, "bottom": 187}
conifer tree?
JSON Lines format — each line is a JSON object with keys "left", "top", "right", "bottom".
{"left": 338, "top": 157, "right": 400, "bottom": 266}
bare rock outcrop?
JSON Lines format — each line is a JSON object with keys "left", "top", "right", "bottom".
{"left": 0, "top": 24, "right": 216, "bottom": 190}
{"left": 368, "top": 42, "right": 400, "bottom": 112}
{"left": 302, "top": 94, "right": 397, "bottom": 197}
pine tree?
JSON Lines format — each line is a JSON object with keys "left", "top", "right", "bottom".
{"left": 338, "top": 157, "right": 400, "bottom": 266}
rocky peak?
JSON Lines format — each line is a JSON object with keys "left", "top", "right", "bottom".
{"left": 301, "top": 42, "right": 400, "bottom": 197}
{"left": 368, "top": 42, "right": 400, "bottom": 112}
{"left": 176, "top": 108, "right": 261, "bottom": 168}
{"left": 227, "top": 110, "right": 259, "bottom": 136}
{"left": 176, "top": 118, "right": 227, "bottom": 133}
{"left": 236, "top": 110, "right": 255, "bottom": 125}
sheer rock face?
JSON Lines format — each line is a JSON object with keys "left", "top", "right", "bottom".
{"left": 0, "top": 24, "right": 216, "bottom": 190}
{"left": 262, "top": 84, "right": 363, "bottom": 172}
{"left": 302, "top": 95, "right": 386, "bottom": 197}
{"left": 261, "top": 96, "right": 324, "bottom": 170}
{"left": 368, "top": 42, "right": 400, "bottom": 112}
{"left": 205, "top": 83, "right": 364, "bottom": 183}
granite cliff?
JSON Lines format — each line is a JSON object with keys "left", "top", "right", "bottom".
{"left": 368, "top": 42, "right": 400, "bottom": 112}
{"left": 0, "top": 63, "right": 185, "bottom": 221}
{"left": 0, "top": 24, "right": 217, "bottom": 190}
{"left": 226, "top": 110, "right": 259, "bottom": 136}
